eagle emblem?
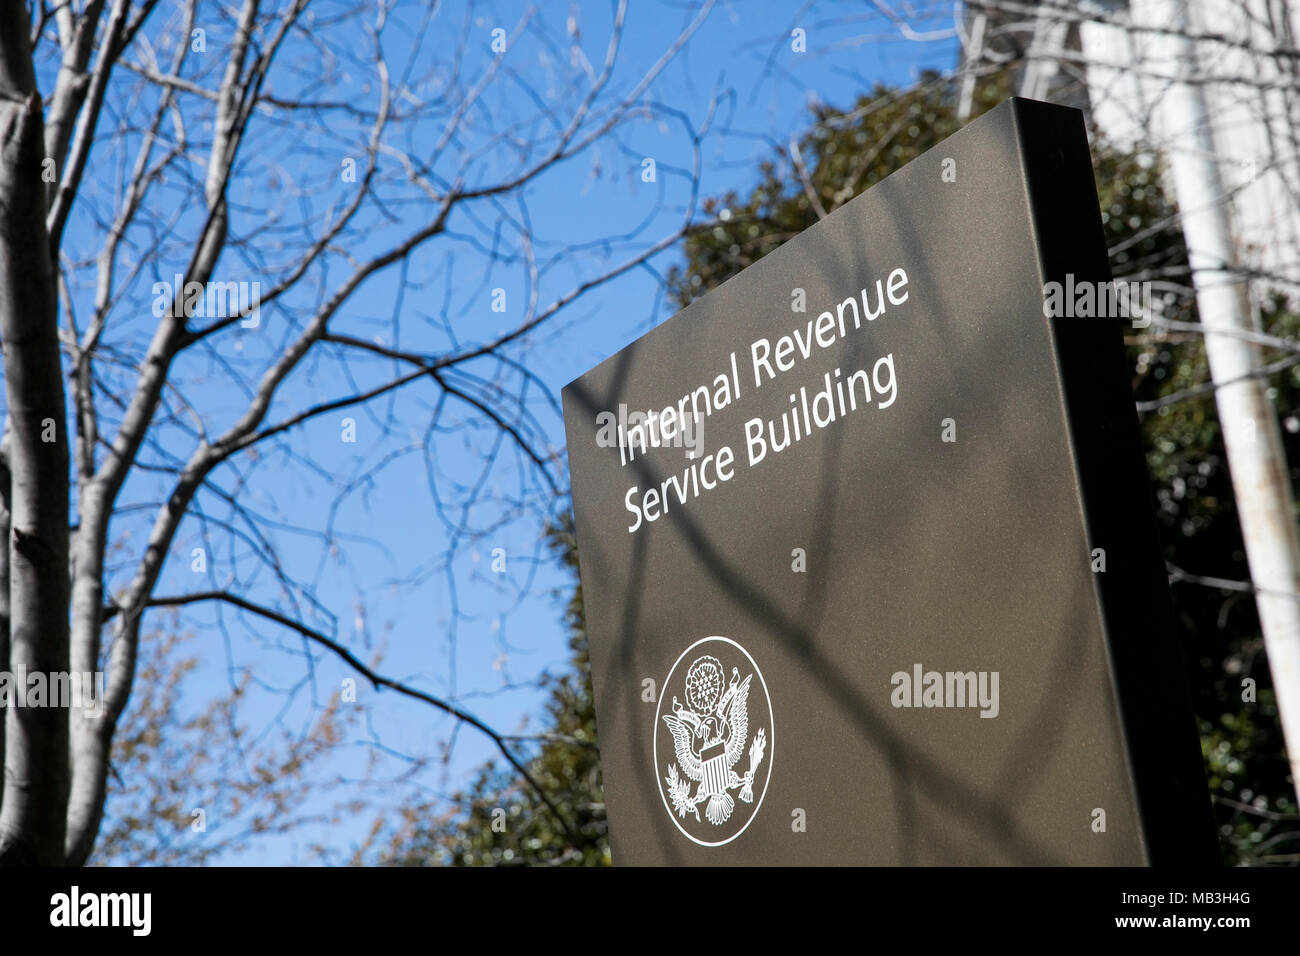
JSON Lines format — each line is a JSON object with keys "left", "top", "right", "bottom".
{"left": 655, "top": 637, "right": 773, "bottom": 845}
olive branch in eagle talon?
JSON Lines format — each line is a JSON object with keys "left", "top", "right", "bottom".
{"left": 666, "top": 763, "right": 699, "bottom": 822}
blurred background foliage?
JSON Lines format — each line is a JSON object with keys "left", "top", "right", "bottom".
{"left": 384, "top": 72, "right": 1298, "bottom": 866}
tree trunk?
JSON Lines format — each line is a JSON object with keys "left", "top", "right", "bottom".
{"left": 1143, "top": 0, "right": 1300, "bottom": 798}
{"left": 0, "top": 9, "right": 72, "bottom": 865}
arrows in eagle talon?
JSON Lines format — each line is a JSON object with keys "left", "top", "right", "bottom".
{"left": 739, "top": 728, "right": 767, "bottom": 803}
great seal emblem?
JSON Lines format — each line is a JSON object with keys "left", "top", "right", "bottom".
{"left": 654, "top": 636, "right": 774, "bottom": 846}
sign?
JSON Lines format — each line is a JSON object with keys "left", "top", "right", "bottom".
{"left": 561, "top": 98, "right": 1216, "bottom": 865}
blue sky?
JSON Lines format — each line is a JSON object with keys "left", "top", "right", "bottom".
{"left": 37, "top": 0, "right": 962, "bottom": 864}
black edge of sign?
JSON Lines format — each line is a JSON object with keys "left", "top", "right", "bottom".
{"left": 1010, "top": 96, "right": 1219, "bottom": 866}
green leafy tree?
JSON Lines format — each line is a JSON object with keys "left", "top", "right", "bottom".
{"left": 666, "top": 74, "right": 1008, "bottom": 307}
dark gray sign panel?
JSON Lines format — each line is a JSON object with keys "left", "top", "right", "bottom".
{"left": 561, "top": 98, "right": 1216, "bottom": 865}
